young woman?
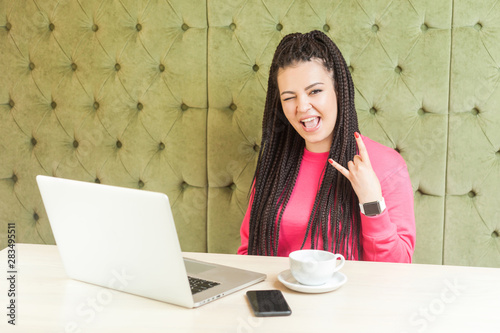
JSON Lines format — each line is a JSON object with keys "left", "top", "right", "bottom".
{"left": 237, "top": 30, "right": 415, "bottom": 263}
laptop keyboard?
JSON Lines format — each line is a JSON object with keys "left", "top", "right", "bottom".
{"left": 188, "top": 276, "right": 220, "bottom": 295}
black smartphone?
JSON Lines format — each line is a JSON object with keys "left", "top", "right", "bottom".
{"left": 246, "top": 290, "right": 292, "bottom": 317}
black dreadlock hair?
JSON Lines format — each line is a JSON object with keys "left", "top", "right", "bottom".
{"left": 247, "top": 30, "right": 362, "bottom": 259}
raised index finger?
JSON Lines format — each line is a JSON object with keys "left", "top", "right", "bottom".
{"left": 354, "top": 132, "right": 371, "bottom": 163}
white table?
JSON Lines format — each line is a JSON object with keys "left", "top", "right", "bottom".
{"left": 1, "top": 244, "right": 499, "bottom": 332}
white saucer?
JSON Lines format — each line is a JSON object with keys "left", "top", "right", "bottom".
{"left": 278, "top": 269, "right": 347, "bottom": 293}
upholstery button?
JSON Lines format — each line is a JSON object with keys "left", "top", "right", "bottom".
{"left": 323, "top": 24, "right": 330, "bottom": 32}
{"left": 92, "top": 24, "right": 99, "bottom": 32}
{"left": 116, "top": 140, "right": 122, "bottom": 148}
{"left": 33, "top": 213, "right": 39, "bottom": 221}
{"left": 418, "top": 108, "right": 426, "bottom": 116}
{"left": 468, "top": 190, "right": 476, "bottom": 198}
{"left": 11, "top": 174, "right": 18, "bottom": 183}
{"left": 395, "top": 66, "right": 402, "bottom": 74}
{"left": 137, "top": 102, "right": 143, "bottom": 111}
{"left": 369, "top": 107, "right": 377, "bottom": 115}
{"left": 348, "top": 66, "right": 353, "bottom": 73}
{"left": 29, "top": 62, "right": 35, "bottom": 70}
{"left": 182, "top": 182, "right": 189, "bottom": 190}
{"left": 230, "top": 183, "right": 236, "bottom": 190}
{"left": 73, "top": 140, "right": 79, "bottom": 148}
{"left": 276, "top": 23, "right": 283, "bottom": 31}
{"left": 395, "top": 147, "right": 401, "bottom": 153}
{"left": 253, "top": 64, "right": 259, "bottom": 72}
{"left": 496, "top": 150, "right": 500, "bottom": 158}
{"left": 71, "top": 63, "right": 77, "bottom": 71}
{"left": 51, "top": 101, "right": 57, "bottom": 109}
{"left": 115, "top": 63, "right": 121, "bottom": 71}
{"left": 6, "top": 22, "right": 12, "bottom": 31}
{"left": 93, "top": 101, "right": 100, "bottom": 110}
{"left": 95, "top": 178, "right": 100, "bottom": 184}
{"left": 9, "top": 99, "right": 15, "bottom": 108}
{"left": 181, "top": 23, "right": 189, "bottom": 31}
{"left": 371, "top": 24, "right": 379, "bottom": 32}
{"left": 229, "top": 23, "right": 236, "bottom": 31}
{"left": 253, "top": 144, "right": 259, "bottom": 152}
{"left": 136, "top": 23, "right": 142, "bottom": 31}
{"left": 49, "top": 23, "right": 55, "bottom": 31}
{"left": 420, "top": 23, "right": 428, "bottom": 32}
{"left": 416, "top": 189, "right": 423, "bottom": 196}
{"left": 138, "top": 180, "right": 144, "bottom": 188}
{"left": 471, "top": 107, "right": 479, "bottom": 115}
{"left": 230, "top": 103, "right": 237, "bottom": 111}
{"left": 492, "top": 230, "right": 499, "bottom": 238}
{"left": 474, "top": 22, "right": 483, "bottom": 31}
{"left": 159, "top": 64, "right": 165, "bottom": 72}
{"left": 31, "top": 137, "right": 37, "bottom": 146}
{"left": 158, "top": 142, "right": 165, "bottom": 150}
{"left": 181, "top": 103, "right": 188, "bottom": 111}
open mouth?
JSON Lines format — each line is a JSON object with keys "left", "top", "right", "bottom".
{"left": 301, "top": 116, "right": 320, "bottom": 131}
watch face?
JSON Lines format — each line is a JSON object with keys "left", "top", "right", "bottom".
{"left": 364, "top": 202, "right": 381, "bottom": 216}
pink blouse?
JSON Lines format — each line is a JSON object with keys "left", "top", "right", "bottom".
{"left": 237, "top": 136, "right": 416, "bottom": 263}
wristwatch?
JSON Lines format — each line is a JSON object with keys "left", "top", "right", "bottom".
{"left": 359, "top": 197, "right": 386, "bottom": 217}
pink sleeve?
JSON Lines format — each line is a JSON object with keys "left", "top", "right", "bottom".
{"left": 237, "top": 190, "right": 254, "bottom": 255}
{"left": 361, "top": 164, "right": 416, "bottom": 263}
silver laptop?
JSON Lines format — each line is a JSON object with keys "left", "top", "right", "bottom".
{"left": 36, "top": 175, "right": 265, "bottom": 308}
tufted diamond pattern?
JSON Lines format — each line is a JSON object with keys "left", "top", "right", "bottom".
{"left": 445, "top": 0, "right": 500, "bottom": 267}
{"left": 0, "top": 0, "right": 208, "bottom": 252}
{"left": 1, "top": 0, "right": 500, "bottom": 267}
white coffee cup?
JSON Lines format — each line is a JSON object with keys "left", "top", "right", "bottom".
{"left": 289, "top": 250, "right": 345, "bottom": 286}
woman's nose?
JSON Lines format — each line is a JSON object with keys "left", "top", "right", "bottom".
{"left": 296, "top": 95, "right": 311, "bottom": 113}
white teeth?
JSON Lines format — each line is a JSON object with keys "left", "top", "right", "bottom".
{"left": 301, "top": 116, "right": 320, "bottom": 129}
{"left": 302, "top": 117, "right": 317, "bottom": 123}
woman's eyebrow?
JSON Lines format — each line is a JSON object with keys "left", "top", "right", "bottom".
{"left": 305, "top": 82, "right": 324, "bottom": 90}
{"left": 280, "top": 82, "right": 324, "bottom": 96}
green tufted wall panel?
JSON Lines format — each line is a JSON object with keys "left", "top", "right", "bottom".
{"left": 1, "top": 0, "right": 500, "bottom": 267}
{"left": 207, "top": 0, "right": 451, "bottom": 264}
{"left": 0, "top": 0, "right": 208, "bottom": 252}
{"left": 445, "top": 1, "right": 500, "bottom": 267}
